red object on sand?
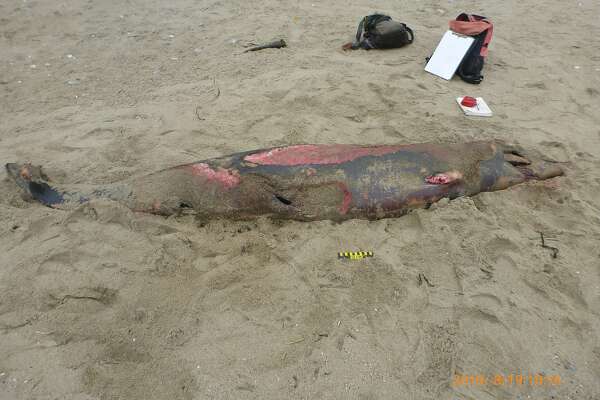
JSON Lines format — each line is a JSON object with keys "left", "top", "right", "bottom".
{"left": 461, "top": 96, "right": 477, "bottom": 107}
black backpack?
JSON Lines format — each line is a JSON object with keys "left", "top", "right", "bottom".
{"left": 346, "top": 14, "right": 414, "bottom": 50}
{"left": 451, "top": 13, "right": 493, "bottom": 84}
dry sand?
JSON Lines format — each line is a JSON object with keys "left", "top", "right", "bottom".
{"left": 1, "top": 0, "right": 600, "bottom": 399}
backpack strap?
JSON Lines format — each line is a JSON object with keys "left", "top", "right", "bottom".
{"left": 405, "top": 25, "right": 415, "bottom": 43}
{"left": 457, "top": 71, "right": 483, "bottom": 84}
{"left": 480, "top": 21, "right": 493, "bottom": 57}
{"left": 355, "top": 17, "right": 366, "bottom": 43}
{"left": 349, "top": 17, "right": 371, "bottom": 49}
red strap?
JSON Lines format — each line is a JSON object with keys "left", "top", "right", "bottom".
{"left": 480, "top": 23, "right": 493, "bottom": 57}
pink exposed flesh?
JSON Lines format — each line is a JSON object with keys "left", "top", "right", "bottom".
{"left": 425, "top": 174, "right": 453, "bottom": 185}
{"left": 186, "top": 163, "right": 241, "bottom": 188}
{"left": 337, "top": 182, "right": 352, "bottom": 214}
{"left": 244, "top": 144, "right": 405, "bottom": 166}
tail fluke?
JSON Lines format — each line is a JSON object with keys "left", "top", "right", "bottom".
{"left": 5, "top": 163, "right": 85, "bottom": 207}
{"left": 6, "top": 163, "right": 65, "bottom": 206}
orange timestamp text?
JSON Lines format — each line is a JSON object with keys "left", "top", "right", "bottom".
{"left": 453, "top": 373, "right": 561, "bottom": 387}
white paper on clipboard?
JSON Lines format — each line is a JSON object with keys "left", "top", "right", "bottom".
{"left": 425, "top": 30, "right": 475, "bottom": 80}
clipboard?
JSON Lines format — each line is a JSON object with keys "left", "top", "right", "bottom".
{"left": 425, "top": 30, "right": 475, "bottom": 80}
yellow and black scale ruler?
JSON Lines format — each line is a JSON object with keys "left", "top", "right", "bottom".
{"left": 338, "top": 251, "right": 373, "bottom": 260}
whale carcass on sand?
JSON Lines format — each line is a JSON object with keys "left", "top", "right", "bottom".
{"left": 6, "top": 140, "right": 563, "bottom": 221}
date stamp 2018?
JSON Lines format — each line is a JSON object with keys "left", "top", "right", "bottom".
{"left": 453, "top": 374, "right": 561, "bottom": 387}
